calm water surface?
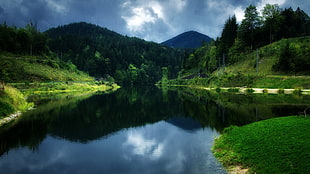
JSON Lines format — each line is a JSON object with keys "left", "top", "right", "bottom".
{"left": 1, "top": 87, "right": 310, "bottom": 174}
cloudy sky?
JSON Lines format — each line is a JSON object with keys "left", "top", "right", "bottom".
{"left": 0, "top": 0, "right": 309, "bottom": 42}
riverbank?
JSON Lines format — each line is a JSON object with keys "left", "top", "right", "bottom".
{"left": 212, "top": 116, "right": 310, "bottom": 174}
{"left": 158, "top": 83, "right": 310, "bottom": 95}
{"left": 0, "top": 82, "right": 120, "bottom": 126}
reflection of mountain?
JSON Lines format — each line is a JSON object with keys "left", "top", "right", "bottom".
{"left": 48, "top": 87, "right": 183, "bottom": 142}
{"left": 2, "top": 86, "right": 309, "bottom": 157}
{"left": 0, "top": 87, "right": 186, "bottom": 155}
{"left": 166, "top": 117, "right": 202, "bottom": 132}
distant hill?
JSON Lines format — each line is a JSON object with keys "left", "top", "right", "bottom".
{"left": 45, "top": 22, "right": 184, "bottom": 85}
{"left": 161, "top": 31, "right": 213, "bottom": 49}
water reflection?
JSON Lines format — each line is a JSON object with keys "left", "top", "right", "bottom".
{"left": 0, "top": 120, "right": 224, "bottom": 174}
{"left": 1, "top": 86, "right": 310, "bottom": 173}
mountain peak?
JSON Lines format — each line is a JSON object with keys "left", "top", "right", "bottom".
{"left": 161, "top": 31, "right": 213, "bottom": 49}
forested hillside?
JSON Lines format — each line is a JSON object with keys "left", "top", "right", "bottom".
{"left": 180, "top": 5, "right": 310, "bottom": 77}
{"left": 46, "top": 22, "right": 185, "bottom": 85}
{"left": 0, "top": 23, "right": 93, "bottom": 82}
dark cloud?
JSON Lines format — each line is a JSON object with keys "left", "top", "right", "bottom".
{"left": 0, "top": 0, "right": 309, "bottom": 42}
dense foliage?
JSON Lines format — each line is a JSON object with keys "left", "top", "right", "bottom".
{"left": 0, "top": 86, "right": 33, "bottom": 118}
{"left": 181, "top": 5, "right": 310, "bottom": 76}
{"left": 46, "top": 22, "right": 185, "bottom": 85}
{"left": 0, "top": 23, "right": 48, "bottom": 55}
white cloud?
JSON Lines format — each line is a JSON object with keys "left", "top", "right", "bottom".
{"left": 122, "top": 7, "right": 157, "bottom": 32}
{"left": 123, "top": 131, "right": 164, "bottom": 160}
{"left": 234, "top": 6, "right": 245, "bottom": 22}
{"left": 45, "top": 0, "right": 68, "bottom": 14}
{"left": 171, "top": 0, "right": 187, "bottom": 12}
{"left": 121, "top": 0, "right": 166, "bottom": 32}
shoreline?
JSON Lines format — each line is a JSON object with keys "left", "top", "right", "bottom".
{"left": 0, "top": 82, "right": 120, "bottom": 127}
{"left": 159, "top": 84, "right": 310, "bottom": 95}
{"left": 0, "top": 111, "right": 22, "bottom": 127}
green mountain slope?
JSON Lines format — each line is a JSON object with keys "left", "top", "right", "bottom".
{"left": 219, "top": 36, "right": 310, "bottom": 76}
{"left": 171, "top": 36, "right": 310, "bottom": 89}
{"left": 0, "top": 53, "right": 93, "bottom": 82}
{"left": 45, "top": 22, "right": 185, "bottom": 85}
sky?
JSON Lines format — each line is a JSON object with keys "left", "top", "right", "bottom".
{"left": 0, "top": 0, "right": 309, "bottom": 43}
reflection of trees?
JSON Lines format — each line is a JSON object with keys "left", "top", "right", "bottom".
{"left": 2, "top": 87, "right": 310, "bottom": 156}
{"left": 0, "top": 87, "right": 185, "bottom": 156}
{"left": 49, "top": 87, "right": 184, "bottom": 143}
{"left": 177, "top": 88, "right": 310, "bottom": 132}
{"left": 0, "top": 93, "right": 95, "bottom": 156}
{"left": 0, "top": 116, "right": 48, "bottom": 156}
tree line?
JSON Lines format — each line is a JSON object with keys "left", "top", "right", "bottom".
{"left": 46, "top": 22, "right": 185, "bottom": 85}
{"left": 182, "top": 4, "right": 310, "bottom": 74}
{"left": 0, "top": 22, "right": 48, "bottom": 55}
{"left": 0, "top": 22, "right": 186, "bottom": 85}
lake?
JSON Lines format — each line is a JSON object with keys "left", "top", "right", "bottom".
{"left": 1, "top": 87, "right": 310, "bottom": 174}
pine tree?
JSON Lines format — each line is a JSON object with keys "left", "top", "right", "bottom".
{"left": 238, "top": 5, "right": 262, "bottom": 49}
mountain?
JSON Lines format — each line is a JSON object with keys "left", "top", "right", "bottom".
{"left": 166, "top": 117, "right": 202, "bottom": 132}
{"left": 161, "top": 31, "right": 213, "bottom": 49}
{"left": 45, "top": 22, "right": 185, "bottom": 85}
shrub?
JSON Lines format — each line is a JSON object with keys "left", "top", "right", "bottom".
{"left": 293, "top": 87, "right": 303, "bottom": 95}
{"left": 227, "top": 88, "right": 240, "bottom": 92}
{"left": 278, "top": 88, "right": 285, "bottom": 94}
{"left": 0, "top": 100, "right": 15, "bottom": 117}
{"left": 246, "top": 88, "right": 254, "bottom": 93}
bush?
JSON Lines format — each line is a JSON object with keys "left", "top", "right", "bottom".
{"left": 227, "top": 88, "right": 239, "bottom": 92}
{"left": 293, "top": 87, "right": 303, "bottom": 95}
{"left": 0, "top": 100, "right": 15, "bottom": 117}
{"left": 278, "top": 88, "right": 285, "bottom": 94}
{"left": 246, "top": 88, "right": 254, "bottom": 93}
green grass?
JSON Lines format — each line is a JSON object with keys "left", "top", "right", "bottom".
{"left": 0, "top": 85, "right": 33, "bottom": 118}
{"left": 254, "top": 75, "right": 310, "bottom": 89}
{"left": 0, "top": 54, "right": 93, "bottom": 82}
{"left": 173, "top": 37, "right": 310, "bottom": 89}
{"left": 212, "top": 116, "right": 310, "bottom": 174}
{"left": 0, "top": 82, "right": 120, "bottom": 122}
{"left": 11, "top": 81, "right": 120, "bottom": 95}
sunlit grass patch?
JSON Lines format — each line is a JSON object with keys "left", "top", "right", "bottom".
{"left": 0, "top": 85, "right": 33, "bottom": 118}
{"left": 213, "top": 116, "right": 310, "bottom": 173}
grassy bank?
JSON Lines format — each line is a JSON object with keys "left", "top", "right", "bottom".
{"left": 0, "top": 53, "right": 120, "bottom": 124}
{"left": 0, "top": 54, "right": 93, "bottom": 82}
{"left": 0, "top": 85, "right": 33, "bottom": 119}
{"left": 10, "top": 81, "right": 120, "bottom": 96}
{"left": 0, "top": 82, "right": 120, "bottom": 126}
{"left": 212, "top": 116, "right": 310, "bottom": 174}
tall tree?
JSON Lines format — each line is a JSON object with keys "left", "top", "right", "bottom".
{"left": 238, "top": 5, "right": 262, "bottom": 49}
{"left": 262, "top": 4, "right": 283, "bottom": 43}
{"left": 218, "top": 15, "right": 238, "bottom": 63}
{"left": 295, "top": 7, "right": 310, "bottom": 36}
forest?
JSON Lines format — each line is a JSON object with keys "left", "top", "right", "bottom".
{"left": 0, "top": 22, "right": 185, "bottom": 85}
{"left": 45, "top": 22, "right": 185, "bottom": 85}
{"left": 182, "top": 5, "right": 310, "bottom": 75}
{"left": 1, "top": 4, "right": 309, "bottom": 86}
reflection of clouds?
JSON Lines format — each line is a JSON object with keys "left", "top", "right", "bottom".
{"left": 123, "top": 131, "right": 164, "bottom": 160}
{"left": 165, "top": 151, "right": 185, "bottom": 174}
{"left": 0, "top": 120, "right": 225, "bottom": 174}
